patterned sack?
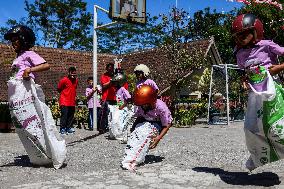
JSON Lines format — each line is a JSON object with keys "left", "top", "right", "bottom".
{"left": 121, "top": 122, "right": 158, "bottom": 171}
{"left": 8, "top": 78, "right": 66, "bottom": 169}
{"left": 245, "top": 72, "right": 284, "bottom": 170}
{"left": 108, "top": 105, "right": 134, "bottom": 140}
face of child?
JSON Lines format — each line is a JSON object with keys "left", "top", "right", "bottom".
{"left": 10, "top": 36, "right": 21, "bottom": 53}
{"left": 87, "top": 79, "right": 93, "bottom": 86}
{"left": 141, "top": 103, "right": 155, "bottom": 112}
{"left": 135, "top": 71, "right": 144, "bottom": 81}
{"left": 234, "top": 29, "right": 255, "bottom": 47}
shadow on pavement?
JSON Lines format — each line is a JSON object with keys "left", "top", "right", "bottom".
{"left": 67, "top": 133, "right": 101, "bottom": 147}
{"left": 0, "top": 155, "right": 67, "bottom": 169}
{"left": 0, "top": 155, "right": 36, "bottom": 168}
{"left": 144, "top": 155, "right": 165, "bottom": 165}
{"left": 193, "top": 167, "right": 280, "bottom": 187}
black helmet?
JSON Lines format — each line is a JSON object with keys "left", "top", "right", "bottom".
{"left": 112, "top": 73, "right": 127, "bottom": 86}
{"left": 4, "top": 25, "right": 36, "bottom": 49}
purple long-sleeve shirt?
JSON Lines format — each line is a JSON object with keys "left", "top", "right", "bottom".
{"left": 236, "top": 40, "right": 284, "bottom": 91}
{"left": 134, "top": 99, "right": 172, "bottom": 127}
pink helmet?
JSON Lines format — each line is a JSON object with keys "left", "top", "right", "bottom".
{"left": 232, "top": 13, "right": 264, "bottom": 42}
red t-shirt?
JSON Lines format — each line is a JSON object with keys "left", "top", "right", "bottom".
{"left": 100, "top": 73, "right": 116, "bottom": 101}
{"left": 100, "top": 73, "right": 130, "bottom": 101}
{"left": 58, "top": 76, "right": 78, "bottom": 106}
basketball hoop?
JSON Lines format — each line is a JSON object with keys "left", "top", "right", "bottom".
{"left": 109, "top": 0, "right": 147, "bottom": 25}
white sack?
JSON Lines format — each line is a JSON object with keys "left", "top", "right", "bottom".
{"left": 121, "top": 122, "right": 158, "bottom": 171}
{"left": 8, "top": 78, "right": 66, "bottom": 169}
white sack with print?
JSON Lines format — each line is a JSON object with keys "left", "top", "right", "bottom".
{"left": 108, "top": 105, "right": 134, "bottom": 140}
{"left": 244, "top": 73, "right": 284, "bottom": 170}
{"left": 121, "top": 122, "right": 158, "bottom": 170}
{"left": 8, "top": 78, "right": 66, "bottom": 169}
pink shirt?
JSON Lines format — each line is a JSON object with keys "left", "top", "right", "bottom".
{"left": 134, "top": 99, "right": 172, "bottom": 127}
{"left": 236, "top": 40, "right": 284, "bottom": 91}
{"left": 86, "top": 85, "right": 101, "bottom": 108}
{"left": 12, "top": 51, "right": 46, "bottom": 79}
{"left": 136, "top": 79, "right": 159, "bottom": 90}
{"left": 116, "top": 87, "right": 131, "bottom": 104}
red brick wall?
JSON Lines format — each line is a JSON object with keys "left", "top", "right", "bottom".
{"left": 0, "top": 38, "right": 211, "bottom": 101}
{"left": 0, "top": 44, "right": 117, "bottom": 101}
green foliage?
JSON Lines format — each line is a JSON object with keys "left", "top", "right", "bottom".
{"left": 24, "top": 0, "right": 92, "bottom": 50}
{"left": 173, "top": 100, "right": 207, "bottom": 127}
{"left": 0, "top": 18, "right": 28, "bottom": 43}
{"left": 126, "top": 73, "right": 137, "bottom": 94}
{"left": 75, "top": 105, "right": 88, "bottom": 123}
{"left": 47, "top": 98, "right": 61, "bottom": 119}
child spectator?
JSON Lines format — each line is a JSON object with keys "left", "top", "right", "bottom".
{"left": 108, "top": 73, "right": 133, "bottom": 141}
{"left": 85, "top": 76, "right": 102, "bottom": 131}
{"left": 134, "top": 64, "right": 159, "bottom": 92}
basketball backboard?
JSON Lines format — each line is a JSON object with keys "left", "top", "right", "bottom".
{"left": 109, "top": 0, "right": 146, "bottom": 25}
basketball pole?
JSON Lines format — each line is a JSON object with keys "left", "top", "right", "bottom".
{"left": 93, "top": 5, "right": 117, "bottom": 131}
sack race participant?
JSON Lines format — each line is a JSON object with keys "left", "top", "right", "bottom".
{"left": 232, "top": 14, "right": 284, "bottom": 171}
{"left": 108, "top": 73, "right": 133, "bottom": 141}
{"left": 5, "top": 25, "right": 66, "bottom": 169}
{"left": 134, "top": 64, "right": 159, "bottom": 92}
{"left": 121, "top": 85, "right": 172, "bottom": 171}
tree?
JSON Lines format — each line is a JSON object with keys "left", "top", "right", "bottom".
{"left": 24, "top": 0, "right": 92, "bottom": 50}
{"left": 97, "top": 14, "right": 161, "bottom": 54}
{"left": 0, "top": 18, "right": 28, "bottom": 43}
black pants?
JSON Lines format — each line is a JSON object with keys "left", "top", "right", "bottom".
{"left": 60, "top": 106, "right": 75, "bottom": 129}
{"left": 99, "top": 100, "right": 116, "bottom": 132}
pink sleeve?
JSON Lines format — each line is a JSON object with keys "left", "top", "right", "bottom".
{"left": 86, "top": 88, "right": 91, "bottom": 97}
{"left": 268, "top": 41, "right": 284, "bottom": 56}
{"left": 27, "top": 51, "right": 46, "bottom": 66}
{"left": 159, "top": 103, "right": 173, "bottom": 126}
{"left": 123, "top": 88, "right": 131, "bottom": 100}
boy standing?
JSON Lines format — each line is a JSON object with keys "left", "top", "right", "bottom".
{"left": 58, "top": 67, "right": 78, "bottom": 135}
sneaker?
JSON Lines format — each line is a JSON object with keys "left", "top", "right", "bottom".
{"left": 66, "top": 127, "right": 75, "bottom": 134}
{"left": 60, "top": 128, "right": 67, "bottom": 135}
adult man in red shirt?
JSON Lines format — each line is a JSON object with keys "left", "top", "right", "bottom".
{"left": 58, "top": 67, "right": 78, "bottom": 135}
{"left": 100, "top": 63, "right": 129, "bottom": 134}
{"left": 99, "top": 63, "right": 116, "bottom": 133}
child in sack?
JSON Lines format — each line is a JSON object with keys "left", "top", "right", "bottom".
{"left": 121, "top": 85, "right": 172, "bottom": 171}
{"left": 5, "top": 25, "right": 66, "bottom": 169}
{"left": 108, "top": 72, "right": 132, "bottom": 141}
{"left": 232, "top": 13, "right": 284, "bottom": 171}
{"left": 134, "top": 64, "right": 159, "bottom": 93}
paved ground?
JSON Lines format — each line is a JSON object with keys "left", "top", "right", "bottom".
{"left": 1, "top": 122, "right": 284, "bottom": 188}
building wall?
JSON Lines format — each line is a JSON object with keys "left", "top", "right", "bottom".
{"left": 0, "top": 38, "right": 214, "bottom": 101}
{"left": 0, "top": 44, "right": 116, "bottom": 101}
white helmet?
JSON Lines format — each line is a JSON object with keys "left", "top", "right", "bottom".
{"left": 134, "top": 64, "right": 150, "bottom": 77}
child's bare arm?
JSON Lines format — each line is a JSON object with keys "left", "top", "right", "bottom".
{"left": 269, "top": 63, "right": 284, "bottom": 76}
{"left": 23, "top": 63, "right": 50, "bottom": 79}
{"left": 149, "top": 124, "right": 171, "bottom": 149}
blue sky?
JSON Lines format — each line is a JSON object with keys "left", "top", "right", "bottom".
{"left": 0, "top": 0, "right": 243, "bottom": 27}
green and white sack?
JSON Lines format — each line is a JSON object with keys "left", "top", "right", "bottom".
{"left": 245, "top": 72, "right": 284, "bottom": 170}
